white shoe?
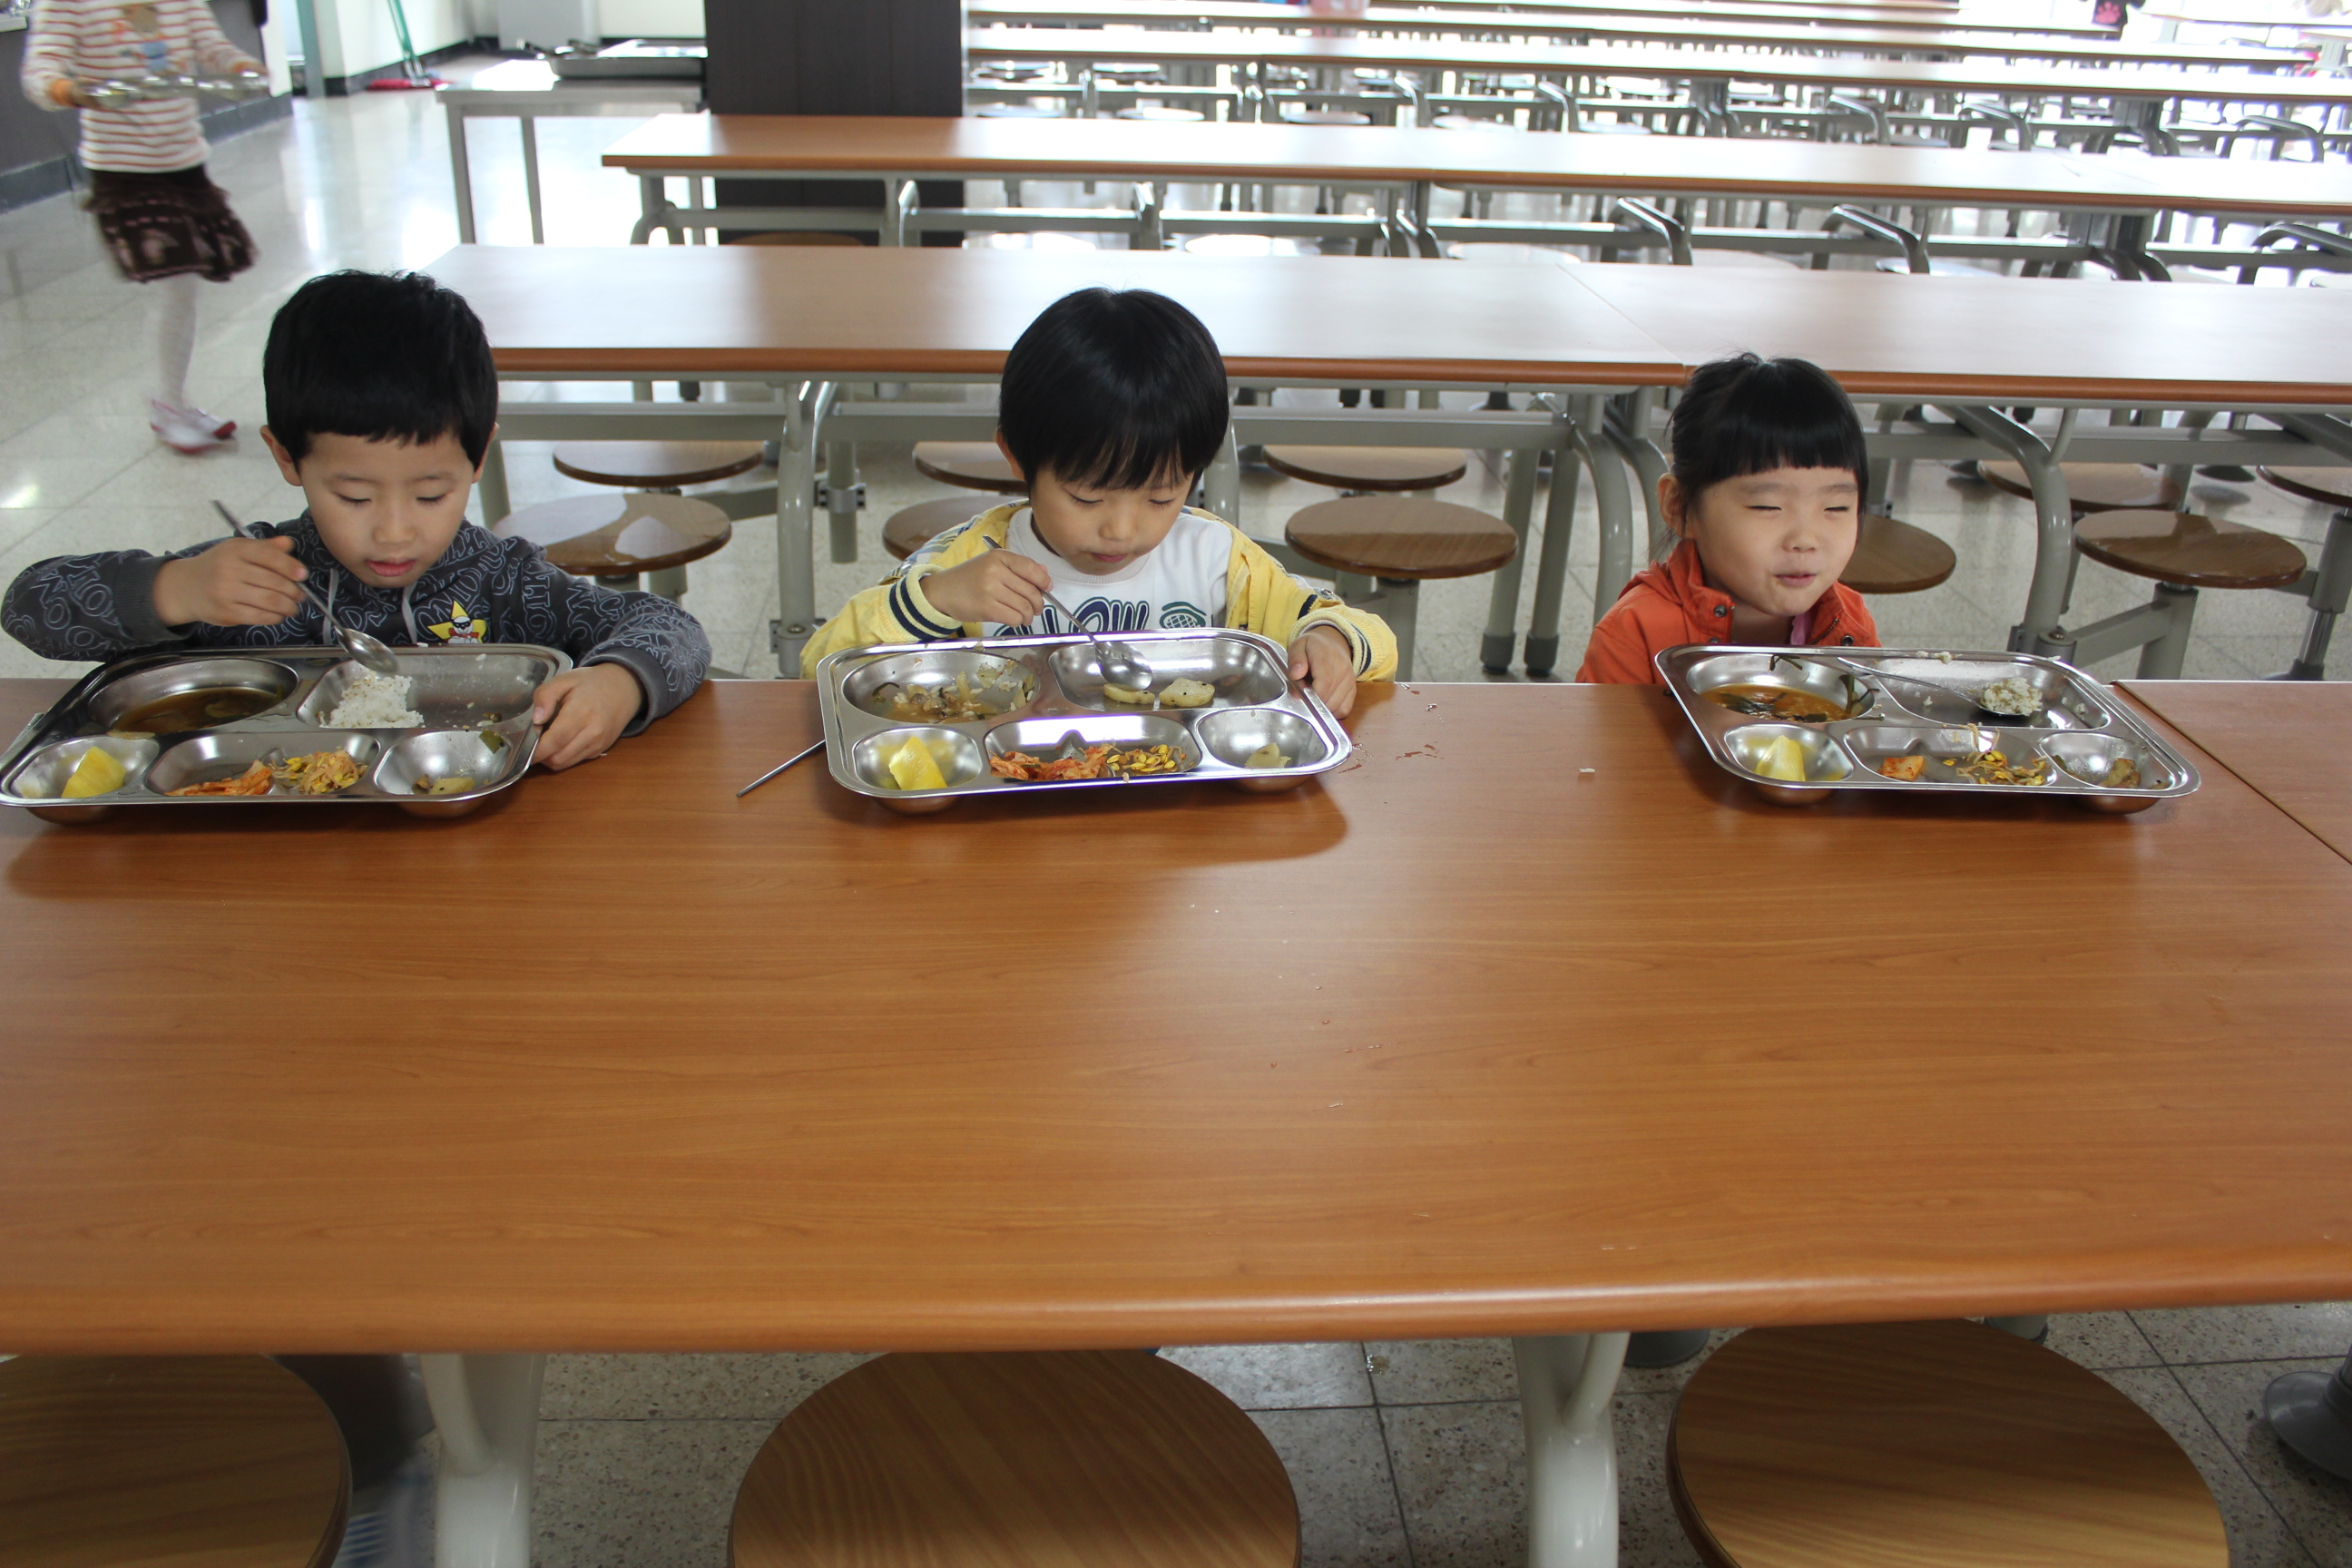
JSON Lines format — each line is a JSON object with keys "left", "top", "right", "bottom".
{"left": 333, "top": 1454, "right": 431, "bottom": 1567}
{"left": 148, "top": 397, "right": 236, "bottom": 454}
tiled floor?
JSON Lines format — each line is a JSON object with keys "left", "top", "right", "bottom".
{"left": 5, "top": 65, "right": 2349, "bottom": 1568}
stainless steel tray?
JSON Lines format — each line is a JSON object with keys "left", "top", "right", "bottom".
{"left": 814, "top": 630, "right": 1353, "bottom": 815}
{"left": 1657, "top": 645, "right": 2200, "bottom": 813}
{"left": 0, "top": 645, "right": 570, "bottom": 823}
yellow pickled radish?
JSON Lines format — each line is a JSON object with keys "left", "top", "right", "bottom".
{"left": 1757, "top": 736, "right": 1809, "bottom": 782}
{"left": 886, "top": 736, "right": 949, "bottom": 790}
{"left": 61, "top": 747, "right": 128, "bottom": 799}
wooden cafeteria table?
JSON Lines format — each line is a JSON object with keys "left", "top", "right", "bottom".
{"left": 603, "top": 113, "right": 2352, "bottom": 274}
{"left": 968, "top": 0, "right": 2301, "bottom": 67}
{"left": 967, "top": 28, "right": 2352, "bottom": 115}
{"left": 6, "top": 675, "right": 2352, "bottom": 1568}
{"left": 422, "top": 241, "right": 1684, "bottom": 676}
{"left": 2122, "top": 680, "right": 2352, "bottom": 861}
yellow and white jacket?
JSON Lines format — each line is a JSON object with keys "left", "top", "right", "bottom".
{"left": 802, "top": 503, "right": 1398, "bottom": 681}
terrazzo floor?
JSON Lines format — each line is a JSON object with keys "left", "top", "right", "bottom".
{"left": 2, "top": 63, "right": 2347, "bottom": 1568}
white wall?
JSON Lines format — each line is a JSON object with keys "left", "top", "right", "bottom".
{"left": 313, "top": 0, "right": 476, "bottom": 78}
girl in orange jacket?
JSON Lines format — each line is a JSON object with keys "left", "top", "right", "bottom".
{"left": 1577, "top": 354, "right": 1882, "bottom": 684}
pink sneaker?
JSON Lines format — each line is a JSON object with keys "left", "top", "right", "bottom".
{"left": 149, "top": 397, "right": 235, "bottom": 453}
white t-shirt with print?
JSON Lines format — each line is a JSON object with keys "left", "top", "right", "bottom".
{"left": 979, "top": 506, "right": 1235, "bottom": 639}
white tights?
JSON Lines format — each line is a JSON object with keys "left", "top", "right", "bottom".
{"left": 153, "top": 270, "right": 199, "bottom": 409}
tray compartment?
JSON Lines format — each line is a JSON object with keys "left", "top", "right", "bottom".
{"left": 838, "top": 649, "right": 1037, "bottom": 725}
{"left": 1048, "top": 636, "right": 1288, "bottom": 710}
{"left": 1868, "top": 656, "right": 2109, "bottom": 730}
{"left": 85, "top": 657, "right": 299, "bottom": 733}
{"left": 2042, "top": 732, "right": 2179, "bottom": 813}
{"left": 374, "top": 729, "right": 519, "bottom": 799}
{"left": 146, "top": 730, "right": 377, "bottom": 797}
{"left": 1681, "top": 652, "right": 1874, "bottom": 723}
{"left": 297, "top": 651, "right": 557, "bottom": 729}
{"left": 6, "top": 734, "right": 161, "bottom": 801}
{"left": 1195, "top": 706, "right": 1329, "bottom": 793}
{"left": 984, "top": 713, "right": 1200, "bottom": 778}
{"left": 849, "top": 726, "right": 991, "bottom": 796}
{"left": 1722, "top": 722, "right": 1853, "bottom": 806}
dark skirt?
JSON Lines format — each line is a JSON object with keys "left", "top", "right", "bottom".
{"left": 85, "top": 164, "right": 257, "bottom": 284}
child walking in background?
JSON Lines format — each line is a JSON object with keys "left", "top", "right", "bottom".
{"left": 1577, "top": 353, "right": 1882, "bottom": 684}
{"left": 21, "top": 0, "right": 265, "bottom": 454}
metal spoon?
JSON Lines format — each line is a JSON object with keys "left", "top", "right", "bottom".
{"left": 212, "top": 501, "right": 401, "bottom": 676}
{"left": 1779, "top": 652, "right": 2017, "bottom": 727}
{"left": 1041, "top": 589, "right": 1154, "bottom": 692}
{"left": 736, "top": 738, "right": 825, "bottom": 798}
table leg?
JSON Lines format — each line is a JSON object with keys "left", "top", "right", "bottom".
{"left": 519, "top": 116, "right": 545, "bottom": 246}
{"left": 1514, "top": 1333, "right": 1629, "bottom": 1568}
{"left": 1480, "top": 438, "right": 1542, "bottom": 672}
{"left": 773, "top": 384, "right": 826, "bottom": 676}
{"left": 476, "top": 440, "right": 511, "bottom": 525}
{"left": 1518, "top": 434, "right": 1580, "bottom": 678}
{"left": 2266, "top": 1345, "right": 2352, "bottom": 1481}
{"left": 446, "top": 104, "right": 477, "bottom": 246}
{"left": 420, "top": 1353, "right": 544, "bottom": 1568}
{"left": 1939, "top": 405, "right": 2077, "bottom": 653}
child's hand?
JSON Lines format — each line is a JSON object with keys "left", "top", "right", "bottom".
{"left": 151, "top": 536, "right": 309, "bottom": 628}
{"left": 917, "top": 551, "right": 1052, "bottom": 628}
{"left": 47, "top": 79, "right": 93, "bottom": 109}
{"left": 1289, "top": 624, "right": 1358, "bottom": 718}
{"left": 531, "top": 662, "right": 644, "bottom": 770}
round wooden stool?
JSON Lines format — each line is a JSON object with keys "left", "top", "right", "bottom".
{"left": 0, "top": 1355, "right": 349, "bottom": 1568}
{"left": 2258, "top": 466, "right": 2352, "bottom": 510}
{"left": 1977, "top": 461, "right": 2182, "bottom": 515}
{"left": 2067, "top": 508, "right": 2308, "bottom": 678}
{"left": 493, "top": 491, "right": 733, "bottom": 600}
{"left": 724, "top": 232, "right": 865, "bottom": 248}
{"left": 1840, "top": 513, "right": 1957, "bottom": 595}
{"left": 553, "top": 440, "right": 766, "bottom": 491}
{"left": 883, "top": 495, "right": 986, "bottom": 561}
{"left": 1286, "top": 495, "right": 1517, "bottom": 679}
{"left": 1263, "top": 446, "right": 1469, "bottom": 493}
{"left": 1669, "top": 1321, "right": 2227, "bottom": 1568}
{"left": 1115, "top": 105, "right": 1204, "bottom": 122}
{"left": 729, "top": 1351, "right": 1298, "bottom": 1568}
{"left": 1279, "top": 107, "right": 1372, "bottom": 126}
{"left": 912, "top": 441, "right": 1028, "bottom": 495}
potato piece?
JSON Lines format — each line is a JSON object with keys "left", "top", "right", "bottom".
{"left": 1159, "top": 678, "right": 1215, "bottom": 708}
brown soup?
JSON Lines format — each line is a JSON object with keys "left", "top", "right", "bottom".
{"left": 114, "top": 686, "right": 280, "bottom": 735}
{"left": 1702, "top": 682, "right": 1853, "bottom": 723}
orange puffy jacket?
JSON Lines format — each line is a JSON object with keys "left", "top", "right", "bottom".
{"left": 1574, "top": 539, "right": 1880, "bottom": 684}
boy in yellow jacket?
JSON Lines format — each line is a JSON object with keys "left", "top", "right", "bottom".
{"left": 802, "top": 288, "right": 1395, "bottom": 716}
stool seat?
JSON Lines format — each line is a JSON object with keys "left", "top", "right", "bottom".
{"left": 730, "top": 1351, "right": 1298, "bottom": 1568}
{"left": 1432, "top": 114, "right": 1516, "bottom": 131}
{"left": 883, "top": 495, "right": 985, "bottom": 561}
{"left": 975, "top": 103, "right": 1063, "bottom": 119}
{"left": 1279, "top": 107, "right": 1372, "bottom": 126}
{"left": 1263, "top": 445, "right": 1468, "bottom": 492}
{"left": 2259, "top": 465, "right": 2352, "bottom": 510}
{"left": 1285, "top": 495, "right": 1517, "bottom": 580}
{"left": 912, "top": 440, "right": 1028, "bottom": 495}
{"left": 1115, "top": 105, "right": 1205, "bottom": 122}
{"left": 0, "top": 1355, "right": 349, "bottom": 1568}
{"left": 1669, "top": 1321, "right": 2226, "bottom": 1568}
{"left": 1978, "top": 461, "right": 2182, "bottom": 515}
{"left": 553, "top": 440, "right": 765, "bottom": 489}
{"left": 494, "top": 492, "right": 733, "bottom": 578}
{"left": 1840, "top": 512, "right": 1957, "bottom": 595}
{"left": 2075, "top": 508, "right": 2308, "bottom": 590}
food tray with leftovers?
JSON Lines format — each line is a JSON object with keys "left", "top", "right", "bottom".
{"left": 1656, "top": 646, "right": 2199, "bottom": 813}
{"left": 0, "top": 645, "right": 568, "bottom": 823}
{"left": 813, "top": 630, "right": 1351, "bottom": 815}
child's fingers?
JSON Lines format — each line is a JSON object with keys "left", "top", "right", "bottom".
{"left": 1000, "top": 554, "right": 1055, "bottom": 591}
{"left": 531, "top": 672, "right": 578, "bottom": 727}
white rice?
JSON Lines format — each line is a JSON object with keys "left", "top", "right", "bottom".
{"left": 1978, "top": 675, "right": 2045, "bottom": 717}
{"left": 325, "top": 671, "right": 424, "bottom": 729}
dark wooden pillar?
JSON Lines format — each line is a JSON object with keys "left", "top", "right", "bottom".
{"left": 703, "top": 0, "right": 964, "bottom": 245}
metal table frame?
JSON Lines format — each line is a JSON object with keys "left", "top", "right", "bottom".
{"left": 437, "top": 67, "right": 703, "bottom": 244}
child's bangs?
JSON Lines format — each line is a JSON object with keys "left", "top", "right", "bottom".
{"left": 1670, "top": 354, "right": 1869, "bottom": 498}
{"left": 1054, "top": 410, "right": 1196, "bottom": 495}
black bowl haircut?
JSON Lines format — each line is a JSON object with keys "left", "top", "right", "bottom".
{"left": 997, "top": 288, "right": 1230, "bottom": 493}
{"left": 1668, "top": 353, "right": 1868, "bottom": 505}
{"left": 264, "top": 270, "right": 498, "bottom": 469}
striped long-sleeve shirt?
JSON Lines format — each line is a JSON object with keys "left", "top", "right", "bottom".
{"left": 20, "top": 0, "right": 260, "bottom": 173}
